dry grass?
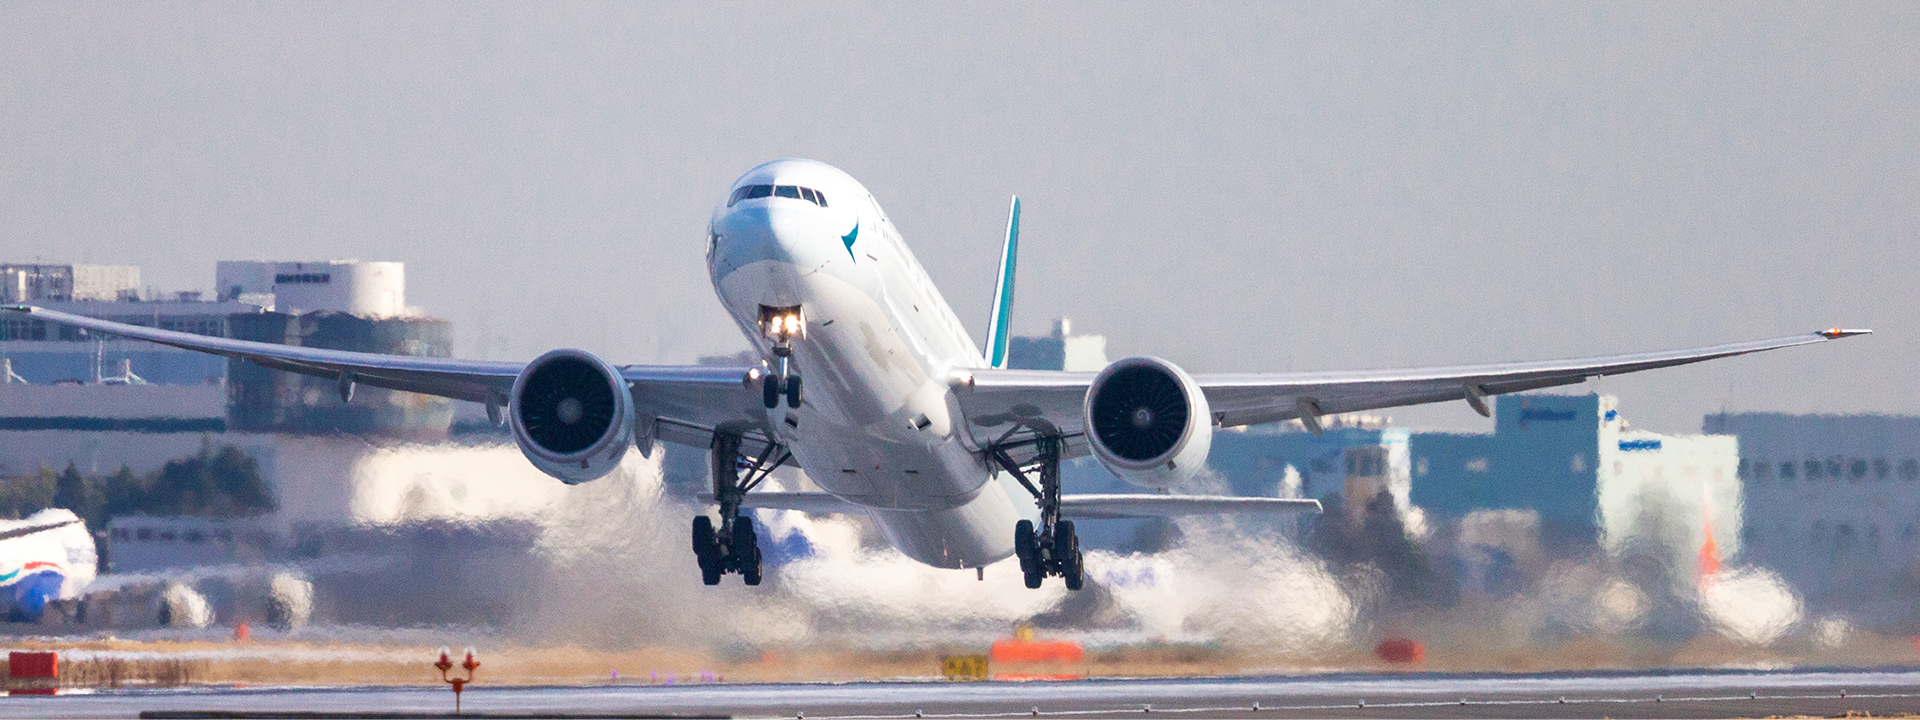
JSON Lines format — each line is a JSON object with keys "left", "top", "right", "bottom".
{"left": 4, "top": 627, "right": 1918, "bottom": 688}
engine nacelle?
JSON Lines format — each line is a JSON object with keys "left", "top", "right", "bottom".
{"left": 1082, "top": 356, "right": 1213, "bottom": 490}
{"left": 509, "top": 349, "right": 636, "bottom": 484}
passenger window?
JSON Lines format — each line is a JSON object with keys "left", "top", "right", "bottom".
{"left": 775, "top": 185, "right": 802, "bottom": 199}
{"left": 800, "top": 187, "right": 818, "bottom": 204}
{"left": 746, "top": 185, "right": 773, "bottom": 200}
{"left": 729, "top": 186, "right": 751, "bottom": 207}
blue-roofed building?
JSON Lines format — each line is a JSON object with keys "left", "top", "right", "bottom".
{"left": 1201, "top": 393, "right": 1740, "bottom": 577}
{"left": 1408, "top": 393, "right": 1739, "bottom": 569}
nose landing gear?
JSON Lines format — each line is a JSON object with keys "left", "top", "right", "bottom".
{"left": 992, "top": 434, "right": 1084, "bottom": 590}
{"left": 759, "top": 306, "right": 804, "bottom": 409}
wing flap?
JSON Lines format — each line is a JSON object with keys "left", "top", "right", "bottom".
{"left": 1061, "top": 494, "right": 1322, "bottom": 519}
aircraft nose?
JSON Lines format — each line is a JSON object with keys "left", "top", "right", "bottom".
{"left": 717, "top": 204, "right": 850, "bottom": 269}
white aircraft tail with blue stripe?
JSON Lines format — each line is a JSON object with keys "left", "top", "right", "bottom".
{"left": 984, "top": 196, "right": 1020, "bottom": 369}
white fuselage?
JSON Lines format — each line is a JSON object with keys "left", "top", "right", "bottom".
{"left": 707, "top": 159, "right": 1023, "bottom": 569}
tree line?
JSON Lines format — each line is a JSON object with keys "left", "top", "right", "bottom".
{"left": 0, "top": 438, "right": 276, "bottom": 533}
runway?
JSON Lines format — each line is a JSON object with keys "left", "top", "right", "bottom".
{"left": 7, "top": 667, "right": 1920, "bottom": 719}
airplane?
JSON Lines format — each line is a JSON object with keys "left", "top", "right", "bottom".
{"left": 0, "top": 508, "right": 98, "bottom": 621}
{"left": 5, "top": 159, "right": 1868, "bottom": 591}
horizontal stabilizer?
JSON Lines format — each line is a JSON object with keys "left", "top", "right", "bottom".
{"left": 702, "top": 492, "right": 863, "bottom": 515}
{"left": 1060, "top": 494, "right": 1322, "bottom": 519}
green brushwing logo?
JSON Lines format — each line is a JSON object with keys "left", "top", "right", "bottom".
{"left": 842, "top": 223, "right": 859, "bottom": 261}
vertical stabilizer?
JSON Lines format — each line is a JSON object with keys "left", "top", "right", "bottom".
{"left": 984, "top": 196, "right": 1020, "bottom": 368}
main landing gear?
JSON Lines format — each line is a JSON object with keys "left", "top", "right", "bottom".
{"left": 692, "top": 433, "right": 791, "bottom": 586}
{"left": 760, "top": 306, "right": 803, "bottom": 409}
{"left": 990, "top": 434, "right": 1083, "bottom": 590}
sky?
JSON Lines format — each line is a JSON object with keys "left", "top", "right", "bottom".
{"left": 1, "top": 3, "right": 1914, "bottom": 434}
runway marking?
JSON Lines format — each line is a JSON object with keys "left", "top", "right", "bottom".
{"left": 754, "top": 689, "right": 1920, "bottom": 719}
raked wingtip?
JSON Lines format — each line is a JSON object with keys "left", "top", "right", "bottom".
{"left": 1817, "top": 327, "right": 1872, "bottom": 339}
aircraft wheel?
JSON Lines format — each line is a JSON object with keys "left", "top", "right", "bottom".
{"left": 693, "top": 516, "right": 722, "bottom": 585}
{"left": 1013, "top": 520, "right": 1037, "bottom": 574}
{"left": 733, "top": 516, "right": 762, "bottom": 585}
{"left": 742, "top": 543, "right": 763, "bottom": 586}
{"left": 762, "top": 375, "right": 782, "bottom": 409}
{"left": 1057, "top": 521, "right": 1084, "bottom": 591}
{"left": 784, "top": 374, "right": 803, "bottom": 408}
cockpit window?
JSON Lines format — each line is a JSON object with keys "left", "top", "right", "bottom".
{"left": 727, "top": 183, "right": 830, "bottom": 208}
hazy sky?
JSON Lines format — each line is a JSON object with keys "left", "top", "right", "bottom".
{"left": 2, "top": 3, "right": 1914, "bottom": 433}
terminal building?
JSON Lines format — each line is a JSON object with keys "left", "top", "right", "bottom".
{"left": 214, "top": 260, "right": 412, "bottom": 318}
{"left": 1702, "top": 412, "right": 1920, "bottom": 625}
{"left": 1007, "top": 318, "right": 1108, "bottom": 372}
{"left": 1206, "top": 393, "right": 1741, "bottom": 589}
{"left": 0, "top": 259, "right": 454, "bottom": 480}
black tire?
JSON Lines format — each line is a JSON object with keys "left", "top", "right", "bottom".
{"left": 742, "top": 542, "right": 763, "bottom": 586}
{"left": 733, "top": 515, "right": 758, "bottom": 578}
{"left": 1024, "top": 570, "right": 1044, "bottom": 589}
{"left": 1057, "top": 520, "right": 1084, "bottom": 591}
{"left": 692, "top": 515, "right": 715, "bottom": 558}
{"left": 737, "top": 515, "right": 764, "bottom": 585}
{"left": 1013, "top": 519, "right": 1037, "bottom": 573}
{"left": 693, "top": 516, "right": 722, "bottom": 585}
{"left": 762, "top": 375, "right": 781, "bottom": 409}
{"left": 785, "top": 374, "right": 803, "bottom": 408}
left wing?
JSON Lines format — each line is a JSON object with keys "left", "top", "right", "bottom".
{"left": 953, "top": 329, "right": 1869, "bottom": 445}
{"left": 2, "top": 304, "right": 768, "bottom": 446}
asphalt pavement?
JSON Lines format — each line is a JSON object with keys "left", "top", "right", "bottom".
{"left": 4, "top": 666, "right": 1920, "bottom": 719}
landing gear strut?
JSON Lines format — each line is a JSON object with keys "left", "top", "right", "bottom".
{"left": 991, "top": 434, "right": 1083, "bottom": 590}
{"left": 691, "top": 433, "right": 790, "bottom": 586}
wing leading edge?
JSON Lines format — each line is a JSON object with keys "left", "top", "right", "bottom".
{"left": 2, "top": 304, "right": 769, "bottom": 447}
{"left": 952, "top": 329, "right": 1869, "bottom": 443}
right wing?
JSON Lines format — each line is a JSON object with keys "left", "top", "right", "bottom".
{"left": 3, "top": 304, "right": 770, "bottom": 447}
{"left": 952, "top": 329, "right": 1870, "bottom": 444}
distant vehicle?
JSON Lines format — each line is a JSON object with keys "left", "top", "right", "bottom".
{"left": 5, "top": 159, "right": 1869, "bottom": 592}
{"left": 0, "top": 508, "right": 97, "bottom": 622}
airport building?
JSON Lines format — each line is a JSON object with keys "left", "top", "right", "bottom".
{"left": 1, "top": 258, "right": 455, "bottom": 488}
{"left": 1702, "top": 412, "right": 1920, "bottom": 624}
{"left": 1204, "top": 394, "right": 1741, "bottom": 581}
{"left": 1007, "top": 318, "right": 1109, "bottom": 372}
{"left": 214, "top": 260, "right": 412, "bottom": 318}
{"left": 1, "top": 263, "right": 142, "bottom": 303}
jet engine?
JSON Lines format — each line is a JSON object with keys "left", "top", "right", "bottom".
{"left": 1082, "top": 356, "right": 1212, "bottom": 489}
{"left": 509, "top": 349, "right": 635, "bottom": 484}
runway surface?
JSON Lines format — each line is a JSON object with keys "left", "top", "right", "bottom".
{"left": 7, "top": 666, "right": 1920, "bottom": 719}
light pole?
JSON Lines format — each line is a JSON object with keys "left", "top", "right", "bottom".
{"left": 434, "top": 646, "right": 480, "bottom": 714}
